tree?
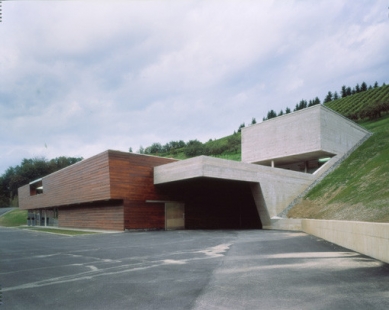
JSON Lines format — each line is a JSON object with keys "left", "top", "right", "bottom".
{"left": 313, "top": 97, "right": 321, "bottom": 105}
{"left": 251, "top": 118, "right": 257, "bottom": 125}
{"left": 333, "top": 91, "right": 339, "bottom": 100}
{"left": 138, "top": 146, "right": 145, "bottom": 154}
{"left": 294, "top": 100, "right": 307, "bottom": 111}
{"left": 278, "top": 110, "right": 284, "bottom": 116}
{"left": 266, "top": 110, "right": 277, "bottom": 119}
{"left": 324, "top": 91, "right": 333, "bottom": 103}
{"left": 346, "top": 87, "right": 352, "bottom": 96}
{"left": 145, "top": 143, "right": 163, "bottom": 154}
{"left": 374, "top": 81, "right": 378, "bottom": 88}
{"left": 184, "top": 140, "right": 204, "bottom": 157}
{"left": 361, "top": 82, "right": 367, "bottom": 92}
{"left": 237, "top": 123, "right": 245, "bottom": 132}
{"left": 285, "top": 107, "right": 291, "bottom": 114}
{"left": 341, "top": 85, "right": 347, "bottom": 98}
{"left": 129, "top": 147, "right": 133, "bottom": 153}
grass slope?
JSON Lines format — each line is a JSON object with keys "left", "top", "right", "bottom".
{"left": 288, "top": 113, "right": 389, "bottom": 222}
{"left": 325, "top": 84, "right": 389, "bottom": 119}
{"left": 0, "top": 209, "right": 28, "bottom": 227}
{"left": 161, "top": 133, "right": 242, "bottom": 161}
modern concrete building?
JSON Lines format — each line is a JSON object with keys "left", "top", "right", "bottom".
{"left": 18, "top": 105, "right": 371, "bottom": 231}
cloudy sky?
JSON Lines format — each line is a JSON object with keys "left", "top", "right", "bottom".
{"left": 1, "top": 0, "right": 388, "bottom": 174}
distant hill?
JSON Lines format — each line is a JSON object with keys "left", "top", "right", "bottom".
{"left": 147, "top": 85, "right": 388, "bottom": 161}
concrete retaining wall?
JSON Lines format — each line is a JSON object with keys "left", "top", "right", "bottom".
{"left": 263, "top": 218, "right": 302, "bottom": 231}
{"left": 269, "top": 219, "right": 389, "bottom": 264}
{"left": 301, "top": 219, "right": 389, "bottom": 264}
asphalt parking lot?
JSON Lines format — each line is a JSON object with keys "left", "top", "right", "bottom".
{"left": 1, "top": 227, "right": 388, "bottom": 310}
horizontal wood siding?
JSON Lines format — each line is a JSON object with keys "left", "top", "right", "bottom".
{"left": 124, "top": 200, "right": 165, "bottom": 230}
{"left": 19, "top": 151, "right": 111, "bottom": 210}
{"left": 109, "top": 151, "right": 177, "bottom": 201}
{"left": 59, "top": 201, "right": 124, "bottom": 231}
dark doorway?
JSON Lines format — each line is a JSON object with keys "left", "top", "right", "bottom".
{"left": 157, "top": 178, "right": 262, "bottom": 229}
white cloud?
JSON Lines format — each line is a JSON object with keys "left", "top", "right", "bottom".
{"left": 1, "top": 0, "right": 388, "bottom": 174}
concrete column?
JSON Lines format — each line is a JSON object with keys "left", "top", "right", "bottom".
{"left": 44, "top": 210, "right": 47, "bottom": 227}
{"left": 271, "top": 160, "right": 274, "bottom": 168}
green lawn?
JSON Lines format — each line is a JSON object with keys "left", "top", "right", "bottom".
{"left": 0, "top": 209, "right": 27, "bottom": 227}
{"left": 0, "top": 209, "right": 98, "bottom": 235}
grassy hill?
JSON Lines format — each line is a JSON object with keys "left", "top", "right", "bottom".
{"left": 158, "top": 85, "right": 388, "bottom": 162}
{"left": 288, "top": 107, "right": 389, "bottom": 222}
{"left": 325, "top": 84, "right": 389, "bottom": 120}
{"left": 159, "top": 132, "right": 242, "bottom": 161}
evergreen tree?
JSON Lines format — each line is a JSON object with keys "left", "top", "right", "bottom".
{"left": 361, "top": 82, "right": 367, "bottom": 91}
{"left": 355, "top": 84, "right": 360, "bottom": 93}
{"left": 251, "top": 117, "right": 257, "bottom": 125}
{"left": 285, "top": 107, "right": 291, "bottom": 114}
{"left": 237, "top": 123, "right": 246, "bottom": 132}
{"left": 278, "top": 110, "right": 284, "bottom": 116}
{"left": 346, "top": 87, "right": 352, "bottom": 96}
{"left": 333, "top": 91, "right": 339, "bottom": 100}
{"left": 341, "top": 85, "right": 347, "bottom": 98}
{"left": 324, "top": 91, "right": 333, "bottom": 103}
{"left": 374, "top": 81, "right": 378, "bottom": 88}
{"left": 267, "top": 110, "right": 277, "bottom": 119}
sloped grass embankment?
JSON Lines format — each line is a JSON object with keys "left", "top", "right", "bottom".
{"left": 288, "top": 114, "right": 389, "bottom": 222}
{"left": 0, "top": 209, "right": 27, "bottom": 227}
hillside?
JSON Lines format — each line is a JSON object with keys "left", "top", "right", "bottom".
{"left": 325, "top": 84, "right": 389, "bottom": 120}
{"left": 288, "top": 113, "right": 389, "bottom": 222}
{"left": 156, "top": 84, "right": 388, "bottom": 161}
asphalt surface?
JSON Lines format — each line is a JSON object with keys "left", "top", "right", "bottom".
{"left": 0, "top": 227, "right": 388, "bottom": 310}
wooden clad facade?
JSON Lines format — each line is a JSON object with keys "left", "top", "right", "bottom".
{"left": 19, "top": 150, "right": 177, "bottom": 231}
{"left": 19, "top": 150, "right": 261, "bottom": 231}
{"left": 59, "top": 201, "right": 124, "bottom": 231}
{"left": 19, "top": 151, "right": 112, "bottom": 210}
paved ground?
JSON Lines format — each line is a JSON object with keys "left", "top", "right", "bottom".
{"left": 0, "top": 227, "right": 388, "bottom": 310}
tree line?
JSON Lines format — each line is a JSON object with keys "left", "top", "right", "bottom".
{"left": 260, "top": 81, "right": 384, "bottom": 123}
{"left": 134, "top": 81, "right": 387, "bottom": 160}
{"left": 0, "top": 156, "right": 83, "bottom": 207}
{"left": 134, "top": 134, "right": 241, "bottom": 158}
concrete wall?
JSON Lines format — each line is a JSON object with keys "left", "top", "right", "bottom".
{"left": 302, "top": 219, "right": 389, "bottom": 264}
{"left": 242, "top": 106, "right": 322, "bottom": 164}
{"left": 154, "top": 156, "right": 314, "bottom": 221}
{"left": 265, "top": 218, "right": 389, "bottom": 264}
{"left": 319, "top": 108, "right": 371, "bottom": 155}
{"left": 241, "top": 105, "right": 370, "bottom": 165}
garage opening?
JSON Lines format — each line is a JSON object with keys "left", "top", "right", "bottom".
{"left": 157, "top": 178, "right": 262, "bottom": 230}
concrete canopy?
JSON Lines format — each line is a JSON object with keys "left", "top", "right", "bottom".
{"left": 154, "top": 156, "right": 315, "bottom": 223}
